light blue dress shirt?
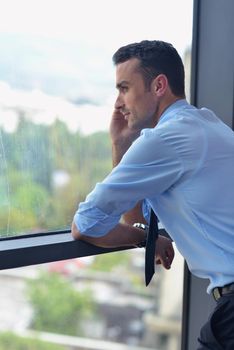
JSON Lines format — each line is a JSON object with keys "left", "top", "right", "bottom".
{"left": 74, "top": 99, "right": 234, "bottom": 293}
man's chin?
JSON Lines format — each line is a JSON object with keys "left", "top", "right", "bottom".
{"left": 128, "top": 122, "right": 142, "bottom": 135}
{"left": 128, "top": 121, "right": 136, "bottom": 130}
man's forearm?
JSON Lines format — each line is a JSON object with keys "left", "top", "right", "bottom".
{"left": 112, "top": 142, "right": 146, "bottom": 225}
{"left": 112, "top": 141, "right": 132, "bottom": 167}
{"left": 72, "top": 220, "right": 175, "bottom": 270}
{"left": 121, "top": 201, "right": 147, "bottom": 226}
{"left": 72, "top": 221, "right": 146, "bottom": 248}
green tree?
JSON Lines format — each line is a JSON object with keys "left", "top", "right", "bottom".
{"left": 0, "top": 120, "right": 112, "bottom": 236}
{"left": 27, "top": 271, "right": 95, "bottom": 336}
{"left": 0, "top": 170, "right": 50, "bottom": 235}
{"left": 0, "top": 332, "right": 65, "bottom": 350}
{"left": 49, "top": 119, "right": 80, "bottom": 172}
{"left": 0, "top": 207, "right": 36, "bottom": 236}
{"left": 90, "top": 251, "right": 130, "bottom": 272}
{"left": 7, "top": 115, "right": 53, "bottom": 192}
{"left": 14, "top": 181, "right": 49, "bottom": 229}
{"left": 47, "top": 172, "right": 90, "bottom": 229}
{"left": 78, "top": 131, "right": 112, "bottom": 187}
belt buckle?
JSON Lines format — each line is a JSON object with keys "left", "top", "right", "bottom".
{"left": 213, "top": 287, "right": 221, "bottom": 301}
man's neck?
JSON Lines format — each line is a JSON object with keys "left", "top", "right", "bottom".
{"left": 156, "top": 95, "right": 185, "bottom": 125}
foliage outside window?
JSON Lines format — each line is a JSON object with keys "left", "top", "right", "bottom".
{"left": 0, "top": 117, "right": 111, "bottom": 237}
{"left": 0, "top": 332, "right": 65, "bottom": 350}
{"left": 27, "top": 271, "right": 95, "bottom": 336}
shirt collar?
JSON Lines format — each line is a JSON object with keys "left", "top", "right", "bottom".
{"left": 157, "top": 99, "right": 190, "bottom": 126}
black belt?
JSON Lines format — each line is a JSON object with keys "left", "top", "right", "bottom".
{"left": 212, "top": 282, "right": 234, "bottom": 301}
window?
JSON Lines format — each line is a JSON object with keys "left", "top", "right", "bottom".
{"left": 0, "top": 1, "right": 193, "bottom": 349}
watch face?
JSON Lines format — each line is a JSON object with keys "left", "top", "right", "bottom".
{"left": 133, "top": 223, "right": 148, "bottom": 230}
{"left": 133, "top": 223, "right": 148, "bottom": 248}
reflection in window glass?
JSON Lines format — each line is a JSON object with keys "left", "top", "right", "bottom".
{"left": 0, "top": 0, "right": 192, "bottom": 349}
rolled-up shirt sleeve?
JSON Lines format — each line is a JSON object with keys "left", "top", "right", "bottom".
{"left": 73, "top": 128, "right": 184, "bottom": 237}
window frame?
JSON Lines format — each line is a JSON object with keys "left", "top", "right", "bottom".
{"left": 0, "top": 227, "right": 173, "bottom": 270}
{"left": 0, "top": 230, "right": 134, "bottom": 270}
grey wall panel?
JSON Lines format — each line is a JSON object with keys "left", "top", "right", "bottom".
{"left": 182, "top": 0, "right": 234, "bottom": 349}
{"left": 185, "top": 270, "right": 216, "bottom": 350}
{"left": 193, "top": 0, "right": 234, "bottom": 128}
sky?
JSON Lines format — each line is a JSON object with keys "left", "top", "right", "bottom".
{"left": 0, "top": 0, "right": 193, "bottom": 55}
{"left": 0, "top": 0, "right": 194, "bottom": 134}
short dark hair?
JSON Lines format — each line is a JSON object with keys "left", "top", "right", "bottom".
{"left": 112, "top": 40, "right": 185, "bottom": 97}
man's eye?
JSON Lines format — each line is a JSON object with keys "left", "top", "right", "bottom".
{"left": 121, "top": 86, "right": 128, "bottom": 92}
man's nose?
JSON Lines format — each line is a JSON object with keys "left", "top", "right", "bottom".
{"left": 114, "top": 94, "right": 124, "bottom": 110}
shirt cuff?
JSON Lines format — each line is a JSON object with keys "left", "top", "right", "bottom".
{"left": 73, "top": 205, "right": 120, "bottom": 237}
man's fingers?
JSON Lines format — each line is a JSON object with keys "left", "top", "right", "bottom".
{"left": 156, "top": 249, "right": 174, "bottom": 269}
{"left": 155, "top": 236, "right": 175, "bottom": 270}
{"left": 167, "top": 245, "right": 175, "bottom": 263}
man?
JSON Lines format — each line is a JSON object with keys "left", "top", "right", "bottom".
{"left": 72, "top": 40, "right": 234, "bottom": 349}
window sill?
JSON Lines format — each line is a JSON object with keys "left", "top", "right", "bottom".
{"left": 0, "top": 231, "right": 133, "bottom": 270}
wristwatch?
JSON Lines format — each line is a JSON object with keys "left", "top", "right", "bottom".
{"left": 133, "top": 223, "right": 149, "bottom": 248}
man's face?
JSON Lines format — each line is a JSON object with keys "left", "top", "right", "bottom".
{"left": 115, "top": 58, "right": 159, "bottom": 130}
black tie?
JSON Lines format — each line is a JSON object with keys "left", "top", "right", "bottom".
{"left": 145, "top": 209, "right": 159, "bottom": 286}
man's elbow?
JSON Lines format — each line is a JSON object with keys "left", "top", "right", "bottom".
{"left": 71, "top": 221, "right": 98, "bottom": 245}
{"left": 71, "top": 221, "right": 110, "bottom": 247}
{"left": 71, "top": 221, "right": 82, "bottom": 240}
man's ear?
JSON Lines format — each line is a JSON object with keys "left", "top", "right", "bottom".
{"left": 152, "top": 74, "right": 168, "bottom": 97}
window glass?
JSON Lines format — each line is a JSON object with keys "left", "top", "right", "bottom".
{"left": 0, "top": 0, "right": 193, "bottom": 238}
{"left": 0, "top": 1, "right": 192, "bottom": 349}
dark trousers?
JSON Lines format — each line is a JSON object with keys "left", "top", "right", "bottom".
{"left": 197, "top": 294, "right": 234, "bottom": 349}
